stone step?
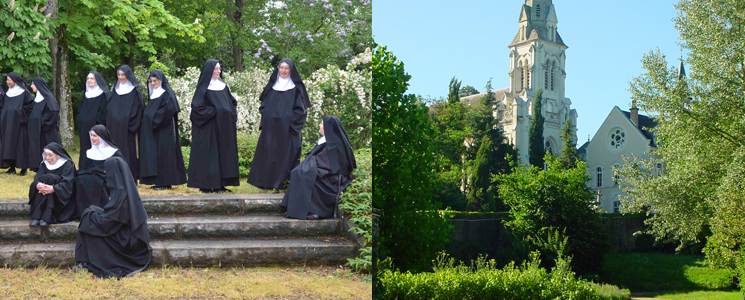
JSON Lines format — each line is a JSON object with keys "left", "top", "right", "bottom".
{"left": 0, "top": 237, "right": 356, "bottom": 268}
{"left": 0, "top": 193, "right": 285, "bottom": 218}
{"left": 0, "top": 215, "right": 341, "bottom": 242}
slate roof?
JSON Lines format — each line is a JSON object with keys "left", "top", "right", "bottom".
{"left": 620, "top": 109, "right": 657, "bottom": 147}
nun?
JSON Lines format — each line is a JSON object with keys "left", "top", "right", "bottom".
{"left": 139, "top": 70, "right": 187, "bottom": 189}
{"left": 247, "top": 58, "right": 310, "bottom": 190}
{"left": 74, "top": 155, "right": 151, "bottom": 279}
{"left": 282, "top": 116, "right": 356, "bottom": 220}
{"left": 74, "top": 125, "right": 122, "bottom": 219}
{"left": 28, "top": 142, "right": 76, "bottom": 227}
{"left": 187, "top": 60, "right": 240, "bottom": 193}
{"left": 76, "top": 71, "right": 109, "bottom": 170}
{"left": 1, "top": 72, "right": 34, "bottom": 176}
{"left": 28, "top": 78, "right": 60, "bottom": 172}
{"left": 107, "top": 65, "right": 143, "bottom": 181}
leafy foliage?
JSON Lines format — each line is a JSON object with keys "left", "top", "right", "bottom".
{"left": 373, "top": 45, "right": 452, "bottom": 272}
{"left": 380, "top": 252, "right": 630, "bottom": 300}
{"left": 339, "top": 148, "right": 372, "bottom": 272}
{"left": 0, "top": 0, "right": 53, "bottom": 76}
{"left": 559, "top": 120, "right": 578, "bottom": 169}
{"left": 458, "top": 84, "right": 479, "bottom": 97}
{"left": 617, "top": 0, "right": 745, "bottom": 271}
{"left": 528, "top": 88, "right": 546, "bottom": 168}
{"left": 497, "top": 156, "right": 609, "bottom": 275}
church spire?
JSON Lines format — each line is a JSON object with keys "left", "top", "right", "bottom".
{"left": 678, "top": 58, "right": 686, "bottom": 80}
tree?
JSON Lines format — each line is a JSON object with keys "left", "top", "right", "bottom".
{"left": 496, "top": 156, "right": 609, "bottom": 275}
{"left": 617, "top": 0, "right": 745, "bottom": 270}
{"left": 466, "top": 78, "right": 517, "bottom": 211}
{"left": 0, "top": 0, "right": 52, "bottom": 76}
{"left": 528, "top": 88, "right": 546, "bottom": 168}
{"left": 558, "top": 120, "right": 578, "bottom": 169}
{"left": 447, "top": 76, "right": 462, "bottom": 104}
{"left": 373, "top": 45, "right": 451, "bottom": 273}
{"left": 459, "top": 85, "right": 479, "bottom": 97}
{"left": 47, "top": 0, "right": 205, "bottom": 148}
{"left": 254, "top": 0, "right": 372, "bottom": 77}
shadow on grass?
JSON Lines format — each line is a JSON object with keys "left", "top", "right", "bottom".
{"left": 599, "top": 252, "right": 737, "bottom": 294}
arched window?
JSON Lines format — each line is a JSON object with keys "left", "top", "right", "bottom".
{"left": 536, "top": 5, "right": 541, "bottom": 18}
{"left": 613, "top": 201, "right": 621, "bottom": 213}
{"left": 550, "top": 62, "right": 555, "bottom": 91}
{"left": 545, "top": 140, "right": 553, "bottom": 155}
{"left": 519, "top": 61, "right": 524, "bottom": 91}
{"left": 544, "top": 66, "right": 549, "bottom": 89}
{"left": 613, "top": 164, "right": 621, "bottom": 186}
{"left": 525, "top": 60, "right": 531, "bottom": 88}
{"left": 596, "top": 167, "right": 603, "bottom": 187}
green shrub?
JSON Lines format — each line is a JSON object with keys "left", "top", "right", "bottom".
{"left": 237, "top": 132, "right": 260, "bottom": 178}
{"left": 496, "top": 155, "right": 610, "bottom": 275}
{"left": 181, "top": 146, "right": 191, "bottom": 173}
{"left": 339, "top": 148, "right": 372, "bottom": 272}
{"left": 379, "top": 252, "right": 630, "bottom": 300}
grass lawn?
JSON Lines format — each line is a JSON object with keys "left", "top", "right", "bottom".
{"left": 0, "top": 151, "right": 276, "bottom": 199}
{"left": 599, "top": 252, "right": 738, "bottom": 299}
{"left": 0, "top": 266, "right": 371, "bottom": 299}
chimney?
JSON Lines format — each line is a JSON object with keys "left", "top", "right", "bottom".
{"left": 630, "top": 107, "right": 639, "bottom": 128}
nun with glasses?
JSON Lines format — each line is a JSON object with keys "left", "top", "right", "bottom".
{"left": 247, "top": 58, "right": 310, "bottom": 190}
{"left": 139, "top": 70, "right": 187, "bottom": 190}
{"left": 74, "top": 153, "right": 151, "bottom": 279}
{"left": 28, "top": 77, "right": 61, "bottom": 172}
{"left": 74, "top": 124, "right": 122, "bottom": 219}
{"left": 1, "top": 72, "right": 34, "bottom": 176}
{"left": 76, "top": 71, "right": 109, "bottom": 170}
{"left": 187, "top": 59, "right": 240, "bottom": 193}
{"left": 282, "top": 116, "right": 356, "bottom": 220}
{"left": 107, "top": 65, "right": 144, "bottom": 181}
{"left": 28, "top": 142, "right": 76, "bottom": 227}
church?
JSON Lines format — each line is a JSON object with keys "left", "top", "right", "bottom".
{"left": 461, "top": 0, "right": 578, "bottom": 165}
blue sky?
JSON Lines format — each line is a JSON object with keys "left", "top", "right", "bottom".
{"left": 373, "top": 0, "right": 684, "bottom": 145}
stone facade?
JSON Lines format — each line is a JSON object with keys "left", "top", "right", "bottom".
{"left": 578, "top": 106, "right": 658, "bottom": 213}
{"left": 462, "top": 0, "right": 577, "bottom": 165}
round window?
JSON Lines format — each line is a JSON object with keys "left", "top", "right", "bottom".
{"left": 609, "top": 128, "right": 625, "bottom": 150}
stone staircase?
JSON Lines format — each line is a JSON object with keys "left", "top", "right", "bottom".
{"left": 0, "top": 194, "right": 358, "bottom": 268}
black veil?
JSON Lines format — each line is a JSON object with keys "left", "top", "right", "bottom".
{"left": 90, "top": 124, "right": 119, "bottom": 149}
{"left": 103, "top": 156, "right": 150, "bottom": 244}
{"left": 260, "top": 58, "right": 311, "bottom": 109}
{"left": 43, "top": 142, "right": 73, "bottom": 163}
{"left": 87, "top": 71, "right": 111, "bottom": 99}
{"left": 192, "top": 59, "right": 235, "bottom": 109}
{"left": 148, "top": 70, "right": 180, "bottom": 113}
{"left": 30, "top": 77, "right": 60, "bottom": 112}
{"left": 323, "top": 115, "right": 356, "bottom": 176}
{"left": 6, "top": 72, "right": 28, "bottom": 92}
{"left": 111, "top": 65, "right": 145, "bottom": 107}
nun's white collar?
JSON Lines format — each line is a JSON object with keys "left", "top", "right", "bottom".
{"left": 115, "top": 80, "right": 135, "bottom": 95}
{"left": 86, "top": 85, "right": 104, "bottom": 98}
{"left": 43, "top": 150, "right": 68, "bottom": 170}
{"left": 34, "top": 92, "right": 44, "bottom": 103}
{"left": 150, "top": 86, "right": 166, "bottom": 99}
{"left": 208, "top": 78, "right": 226, "bottom": 91}
{"left": 87, "top": 138, "right": 118, "bottom": 161}
{"left": 317, "top": 136, "right": 326, "bottom": 145}
{"left": 273, "top": 75, "right": 295, "bottom": 92}
{"left": 6, "top": 85, "right": 24, "bottom": 97}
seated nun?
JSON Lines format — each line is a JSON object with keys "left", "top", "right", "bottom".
{"left": 74, "top": 155, "right": 151, "bottom": 278}
{"left": 28, "top": 142, "right": 76, "bottom": 227}
{"left": 74, "top": 124, "right": 122, "bottom": 219}
{"left": 281, "top": 115, "right": 357, "bottom": 220}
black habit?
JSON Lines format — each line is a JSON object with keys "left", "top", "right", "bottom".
{"left": 139, "top": 70, "right": 187, "bottom": 186}
{"left": 0, "top": 72, "right": 34, "bottom": 169}
{"left": 76, "top": 71, "right": 110, "bottom": 170}
{"left": 247, "top": 58, "right": 309, "bottom": 190}
{"left": 28, "top": 78, "right": 60, "bottom": 172}
{"left": 106, "top": 65, "right": 143, "bottom": 180}
{"left": 187, "top": 59, "right": 240, "bottom": 190}
{"left": 75, "top": 155, "right": 151, "bottom": 279}
{"left": 282, "top": 116, "right": 357, "bottom": 220}
{"left": 29, "top": 143, "right": 76, "bottom": 224}
{"left": 74, "top": 125, "right": 122, "bottom": 219}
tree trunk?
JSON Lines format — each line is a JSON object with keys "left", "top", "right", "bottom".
{"left": 48, "top": 0, "right": 74, "bottom": 149}
{"left": 227, "top": 0, "right": 245, "bottom": 71}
